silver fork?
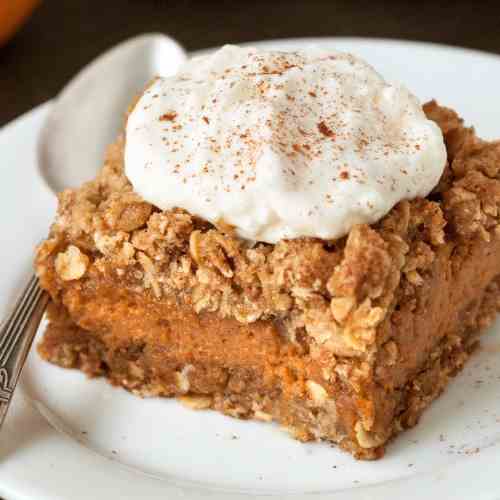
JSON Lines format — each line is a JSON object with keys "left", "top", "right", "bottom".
{"left": 0, "top": 275, "right": 49, "bottom": 428}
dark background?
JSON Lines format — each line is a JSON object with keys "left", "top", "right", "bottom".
{"left": 2, "top": 0, "right": 500, "bottom": 127}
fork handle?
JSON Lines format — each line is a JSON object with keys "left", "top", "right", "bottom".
{"left": 0, "top": 276, "right": 49, "bottom": 428}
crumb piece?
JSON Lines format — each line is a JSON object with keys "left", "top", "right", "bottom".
{"left": 178, "top": 395, "right": 213, "bottom": 410}
{"left": 254, "top": 410, "right": 273, "bottom": 422}
{"left": 354, "top": 421, "right": 385, "bottom": 449}
{"left": 55, "top": 246, "right": 89, "bottom": 281}
{"left": 306, "top": 380, "right": 328, "bottom": 405}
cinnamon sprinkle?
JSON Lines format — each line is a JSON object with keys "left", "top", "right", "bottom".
{"left": 318, "top": 121, "right": 336, "bottom": 139}
{"left": 159, "top": 112, "right": 177, "bottom": 122}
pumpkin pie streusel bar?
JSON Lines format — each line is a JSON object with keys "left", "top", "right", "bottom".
{"left": 36, "top": 102, "right": 500, "bottom": 459}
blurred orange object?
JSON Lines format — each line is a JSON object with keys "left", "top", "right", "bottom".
{"left": 0, "top": 0, "right": 40, "bottom": 47}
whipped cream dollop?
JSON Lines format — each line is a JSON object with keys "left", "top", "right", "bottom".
{"left": 125, "top": 45, "right": 446, "bottom": 243}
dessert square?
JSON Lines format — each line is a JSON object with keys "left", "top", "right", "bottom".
{"left": 35, "top": 46, "right": 500, "bottom": 460}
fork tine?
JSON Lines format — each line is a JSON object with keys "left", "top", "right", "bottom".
{"left": 0, "top": 276, "right": 39, "bottom": 360}
{"left": 1, "top": 285, "right": 44, "bottom": 367}
{"left": 0, "top": 275, "right": 37, "bottom": 338}
{"left": 0, "top": 274, "right": 49, "bottom": 428}
{"left": 0, "top": 276, "right": 38, "bottom": 360}
{"left": 0, "top": 283, "right": 41, "bottom": 366}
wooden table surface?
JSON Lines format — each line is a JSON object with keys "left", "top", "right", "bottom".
{"left": 1, "top": 0, "right": 500, "bottom": 127}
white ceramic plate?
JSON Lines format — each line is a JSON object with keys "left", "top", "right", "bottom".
{"left": 1, "top": 38, "right": 500, "bottom": 500}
